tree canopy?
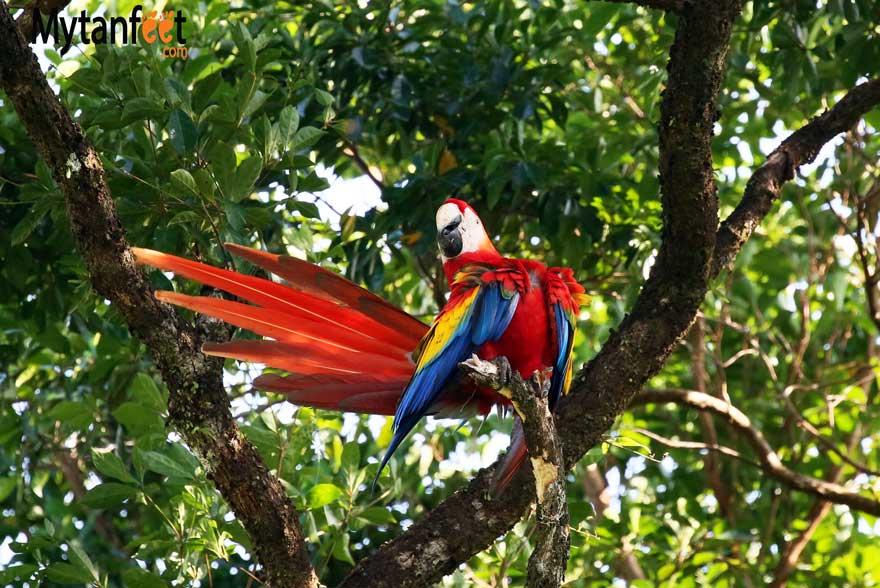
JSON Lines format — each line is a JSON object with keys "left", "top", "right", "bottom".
{"left": 1, "top": 0, "right": 879, "bottom": 587}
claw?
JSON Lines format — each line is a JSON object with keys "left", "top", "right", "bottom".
{"left": 494, "top": 357, "right": 513, "bottom": 388}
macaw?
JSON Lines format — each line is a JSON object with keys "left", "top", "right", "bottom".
{"left": 133, "top": 198, "right": 588, "bottom": 489}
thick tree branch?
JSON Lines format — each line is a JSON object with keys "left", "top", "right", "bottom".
{"left": 0, "top": 4, "right": 318, "bottom": 587}
{"left": 460, "top": 357, "right": 570, "bottom": 588}
{"left": 714, "top": 77, "right": 880, "bottom": 275}
{"left": 634, "top": 389, "right": 880, "bottom": 516}
{"left": 343, "top": 2, "right": 741, "bottom": 585}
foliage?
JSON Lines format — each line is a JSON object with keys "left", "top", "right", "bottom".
{"left": 1, "top": 0, "right": 878, "bottom": 586}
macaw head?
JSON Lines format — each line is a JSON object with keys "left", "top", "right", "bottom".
{"left": 435, "top": 198, "right": 499, "bottom": 262}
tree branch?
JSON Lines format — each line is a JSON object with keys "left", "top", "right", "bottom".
{"left": 343, "top": 2, "right": 741, "bottom": 585}
{"left": 634, "top": 389, "right": 880, "bottom": 516}
{"left": 0, "top": 4, "right": 318, "bottom": 587}
{"left": 630, "top": 426, "right": 759, "bottom": 469}
{"left": 460, "top": 357, "right": 570, "bottom": 588}
{"left": 714, "top": 77, "right": 880, "bottom": 276}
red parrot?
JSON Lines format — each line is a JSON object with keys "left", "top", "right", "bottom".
{"left": 133, "top": 198, "right": 588, "bottom": 488}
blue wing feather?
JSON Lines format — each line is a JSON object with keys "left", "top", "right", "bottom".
{"left": 377, "top": 282, "right": 519, "bottom": 478}
{"left": 548, "top": 302, "right": 573, "bottom": 408}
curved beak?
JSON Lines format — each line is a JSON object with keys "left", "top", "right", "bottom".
{"left": 438, "top": 214, "right": 463, "bottom": 258}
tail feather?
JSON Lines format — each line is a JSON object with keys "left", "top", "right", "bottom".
{"left": 154, "top": 291, "right": 406, "bottom": 358}
{"left": 254, "top": 373, "right": 407, "bottom": 414}
{"left": 494, "top": 416, "right": 528, "bottom": 493}
{"left": 224, "top": 243, "right": 426, "bottom": 345}
{"left": 203, "top": 340, "right": 414, "bottom": 376}
{"left": 133, "top": 244, "right": 428, "bottom": 416}
{"left": 252, "top": 373, "right": 409, "bottom": 391}
{"left": 133, "top": 247, "right": 420, "bottom": 351}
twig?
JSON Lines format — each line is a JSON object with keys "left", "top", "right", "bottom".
{"left": 630, "top": 426, "right": 760, "bottom": 469}
{"left": 634, "top": 389, "right": 880, "bottom": 516}
{"left": 340, "top": 136, "right": 385, "bottom": 190}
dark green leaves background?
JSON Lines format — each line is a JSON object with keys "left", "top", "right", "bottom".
{"left": 1, "top": 0, "right": 878, "bottom": 586}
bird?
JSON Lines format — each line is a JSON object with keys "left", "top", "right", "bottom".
{"left": 133, "top": 198, "right": 588, "bottom": 489}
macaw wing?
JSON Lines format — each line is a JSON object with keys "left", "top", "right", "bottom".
{"left": 379, "top": 277, "right": 520, "bottom": 473}
{"left": 546, "top": 268, "right": 590, "bottom": 408}
{"left": 548, "top": 302, "right": 576, "bottom": 408}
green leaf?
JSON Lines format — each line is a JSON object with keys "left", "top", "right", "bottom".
{"left": 232, "top": 22, "right": 257, "bottom": 71}
{"left": 130, "top": 373, "right": 167, "bottom": 413}
{"left": 169, "top": 169, "right": 199, "bottom": 197}
{"left": 139, "top": 450, "right": 195, "bottom": 481}
{"left": 122, "top": 567, "right": 170, "bottom": 588}
{"left": 233, "top": 157, "right": 262, "bottom": 201}
{"left": 44, "top": 563, "right": 93, "bottom": 584}
{"left": 0, "top": 564, "right": 37, "bottom": 584}
{"left": 224, "top": 201, "right": 247, "bottom": 232}
{"left": 193, "top": 168, "right": 217, "bottom": 199}
{"left": 168, "top": 109, "right": 198, "bottom": 153}
{"left": 49, "top": 401, "right": 92, "bottom": 430}
{"left": 314, "top": 89, "right": 334, "bottom": 107}
{"left": 66, "top": 542, "right": 99, "bottom": 584}
{"left": 342, "top": 441, "right": 360, "bottom": 471}
{"left": 292, "top": 200, "right": 321, "bottom": 219}
{"left": 358, "top": 506, "right": 396, "bottom": 525}
{"left": 0, "top": 477, "right": 16, "bottom": 502}
{"left": 122, "top": 97, "right": 165, "bottom": 123}
{"left": 277, "top": 105, "right": 300, "bottom": 147}
{"left": 242, "top": 90, "right": 269, "bottom": 119}
{"left": 91, "top": 449, "right": 137, "bottom": 485}
{"left": 80, "top": 483, "right": 139, "bottom": 508}
{"left": 208, "top": 142, "right": 237, "bottom": 196}
{"left": 291, "top": 126, "right": 324, "bottom": 151}
{"left": 10, "top": 203, "right": 49, "bottom": 246}
{"left": 308, "top": 483, "right": 343, "bottom": 509}
{"left": 112, "top": 402, "right": 164, "bottom": 436}
{"left": 298, "top": 171, "right": 329, "bottom": 192}
{"left": 332, "top": 532, "right": 355, "bottom": 565}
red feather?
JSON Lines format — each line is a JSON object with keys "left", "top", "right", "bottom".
{"left": 203, "top": 340, "right": 414, "bottom": 376}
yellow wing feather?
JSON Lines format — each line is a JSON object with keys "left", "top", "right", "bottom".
{"left": 415, "top": 287, "right": 480, "bottom": 368}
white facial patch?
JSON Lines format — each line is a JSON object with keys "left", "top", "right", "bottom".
{"left": 435, "top": 202, "right": 462, "bottom": 232}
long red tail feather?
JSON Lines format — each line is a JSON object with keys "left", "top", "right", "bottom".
{"left": 202, "top": 340, "right": 413, "bottom": 376}
{"left": 133, "top": 245, "right": 430, "bottom": 415}
{"left": 494, "top": 417, "right": 528, "bottom": 493}
{"left": 134, "top": 247, "right": 421, "bottom": 351}
{"left": 224, "top": 243, "right": 425, "bottom": 344}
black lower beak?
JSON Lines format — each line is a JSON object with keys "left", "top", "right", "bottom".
{"left": 438, "top": 228, "right": 463, "bottom": 258}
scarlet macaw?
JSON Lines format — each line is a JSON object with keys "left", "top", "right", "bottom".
{"left": 133, "top": 199, "right": 588, "bottom": 488}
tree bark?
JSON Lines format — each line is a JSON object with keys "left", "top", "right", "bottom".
{"left": 0, "top": 3, "right": 318, "bottom": 587}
